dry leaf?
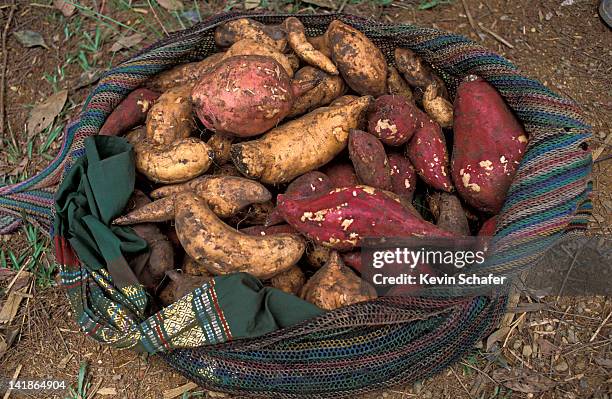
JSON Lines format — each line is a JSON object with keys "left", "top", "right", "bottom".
{"left": 110, "top": 33, "right": 145, "bottom": 52}
{"left": 491, "top": 368, "right": 558, "bottom": 393}
{"left": 486, "top": 326, "right": 510, "bottom": 351}
{"left": 244, "top": 0, "right": 260, "bottom": 9}
{"left": 13, "top": 30, "right": 48, "bottom": 49}
{"left": 156, "top": 0, "right": 184, "bottom": 11}
{"left": 53, "top": 0, "right": 76, "bottom": 17}
{"left": 26, "top": 90, "right": 68, "bottom": 137}
{"left": 536, "top": 337, "right": 559, "bottom": 356}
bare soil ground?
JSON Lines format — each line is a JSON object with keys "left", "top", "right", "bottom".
{"left": 0, "top": 1, "right": 610, "bottom": 398}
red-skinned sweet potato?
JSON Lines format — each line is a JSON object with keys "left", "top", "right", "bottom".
{"left": 452, "top": 76, "right": 528, "bottom": 213}
{"left": 387, "top": 152, "right": 417, "bottom": 202}
{"left": 191, "top": 55, "right": 315, "bottom": 137}
{"left": 277, "top": 185, "right": 457, "bottom": 251}
{"left": 322, "top": 162, "right": 360, "bottom": 187}
{"left": 367, "top": 95, "right": 419, "bottom": 146}
{"left": 405, "top": 111, "right": 453, "bottom": 192}
{"left": 478, "top": 216, "right": 498, "bottom": 236}
{"left": 348, "top": 129, "right": 393, "bottom": 191}
{"left": 100, "top": 88, "right": 160, "bottom": 136}
{"left": 266, "top": 171, "right": 333, "bottom": 226}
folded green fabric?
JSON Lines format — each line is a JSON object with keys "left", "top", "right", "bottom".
{"left": 54, "top": 136, "right": 147, "bottom": 288}
{"left": 55, "top": 135, "right": 323, "bottom": 353}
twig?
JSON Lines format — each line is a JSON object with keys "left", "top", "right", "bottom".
{"left": 0, "top": 1, "right": 16, "bottom": 140}
{"left": 555, "top": 246, "right": 583, "bottom": 301}
{"left": 337, "top": 0, "right": 349, "bottom": 13}
{"left": 3, "top": 364, "right": 22, "bottom": 399}
{"left": 461, "top": 0, "right": 479, "bottom": 36}
{"left": 478, "top": 22, "right": 515, "bottom": 49}
{"left": 147, "top": 0, "right": 168, "bottom": 36}
{"left": 450, "top": 367, "right": 474, "bottom": 399}
{"left": 589, "top": 310, "right": 612, "bottom": 342}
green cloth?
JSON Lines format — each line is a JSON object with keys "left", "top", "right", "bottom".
{"left": 215, "top": 273, "right": 323, "bottom": 337}
{"left": 54, "top": 136, "right": 147, "bottom": 288}
{"left": 54, "top": 135, "right": 322, "bottom": 352}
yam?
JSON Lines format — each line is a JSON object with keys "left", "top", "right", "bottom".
{"left": 115, "top": 175, "right": 271, "bottom": 224}
{"left": 192, "top": 55, "right": 314, "bottom": 137}
{"left": 348, "top": 129, "right": 393, "bottom": 191}
{"left": 269, "top": 265, "right": 306, "bottom": 295}
{"left": 405, "top": 111, "right": 453, "bottom": 192}
{"left": 214, "top": 18, "right": 287, "bottom": 51}
{"left": 428, "top": 192, "right": 471, "bottom": 236}
{"left": 145, "top": 84, "right": 194, "bottom": 145}
{"left": 288, "top": 66, "right": 346, "bottom": 117}
{"left": 231, "top": 96, "right": 372, "bottom": 184}
{"left": 159, "top": 270, "right": 211, "bottom": 305}
{"left": 175, "top": 192, "right": 305, "bottom": 279}
{"left": 207, "top": 133, "right": 234, "bottom": 165}
{"left": 386, "top": 66, "right": 413, "bottom": 103}
{"left": 277, "top": 185, "right": 457, "bottom": 251}
{"left": 327, "top": 20, "right": 387, "bottom": 96}
{"left": 367, "top": 95, "right": 419, "bottom": 146}
{"left": 329, "top": 95, "right": 358, "bottom": 107}
{"left": 388, "top": 152, "right": 417, "bottom": 202}
{"left": 284, "top": 17, "right": 337, "bottom": 75}
{"left": 222, "top": 39, "right": 295, "bottom": 77}
{"left": 300, "top": 251, "right": 376, "bottom": 310}
{"left": 452, "top": 76, "right": 527, "bottom": 213}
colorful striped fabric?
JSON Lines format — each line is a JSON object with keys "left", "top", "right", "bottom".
{"left": 0, "top": 12, "right": 592, "bottom": 397}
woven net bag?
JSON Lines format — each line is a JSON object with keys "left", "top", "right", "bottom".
{"left": 0, "top": 12, "right": 593, "bottom": 398}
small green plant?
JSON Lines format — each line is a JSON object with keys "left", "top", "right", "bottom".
{"left": 65, "top": 362, "right": 92, "bottom": 399}
{"left": 418, "top": 0, "right": 453, "bottom": 10}
{"left": 1, "top": 223, "right": 55, "bottom": 288}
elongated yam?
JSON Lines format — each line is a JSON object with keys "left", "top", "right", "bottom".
{"left": 388, "top": 152, "right": 417, "bottom": 202}
{"left": 277, "top": 185, "right": 457, "bottom": 251}
{"left": 222, "top": 39, "right": 295, "bottom": 77}
{"left": 175, "top": 192, "right": 305, "bottom": 279}
{"left": 387, "top": 66, "right": 413, "bottom": 103}
{"left": 134, "top": 137, "right": 213, "bottom": 184}
{"left": 269, "top": 265, "right": 306, "bottom": 295}
{"left": 231, "top": 96, "right": 372, "bottom": 184}
{"left": 288, "top": 66, "right": 346, "bottom": 117}
{"left": 328, "top": 20, "right": 387, "bottom": 96}
{"left": 117, "top": 175, "right": 271, "bottom": 224}
{"left": 405, "top": 111, "right": 453, "bottom": 192}
{"left": 300, "top": 251, "right": 376, "bottom": 310}
{"left": 284, "top": 17, "right": 337, "bottom": 75}
{"left": 145, "top": 53, "right": 224, "bottom": 92}
{"left": 145, "top": 84, "right": 194, "bottom": 145}
{"left": 114, "top": 196, "right": 176, "bottom": 225}
{"left": 452, "top": 76, "right": 527, "bottom": 213}
{"left": 214, "top": 18, "right": 286, "bottom": 51}
{"left": 100, "top": 88, "right": 160, "bottom": 136}
{"left": 348, "top": 129, "right": 393, "bottom": 191}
